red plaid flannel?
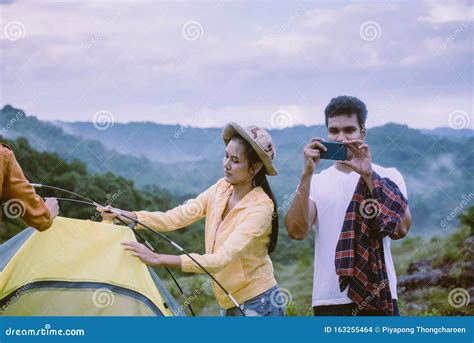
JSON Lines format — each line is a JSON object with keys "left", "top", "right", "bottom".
{"left": 335, "top": 170, "right": 408, "bottom": 315}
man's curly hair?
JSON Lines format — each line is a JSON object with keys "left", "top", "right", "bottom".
{"left": 324, "top": 96, "right": 368, "bottom": 128}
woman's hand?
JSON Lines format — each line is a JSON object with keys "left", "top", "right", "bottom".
{"left": 96, "top": 205, "right": 136, "bottom": 225}
{"left": 121, "top": 241, "right": 182, "bottom": 268}
{"left": 121, "top": 241, "right": 160, "bottom": 265}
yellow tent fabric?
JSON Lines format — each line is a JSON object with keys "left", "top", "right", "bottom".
{"left": 0, "top": 216, "right": 179, "bottom": 316}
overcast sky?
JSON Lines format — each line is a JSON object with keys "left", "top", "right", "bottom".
{"left": 1, "top": 0, "right": 472, "bottom": 129}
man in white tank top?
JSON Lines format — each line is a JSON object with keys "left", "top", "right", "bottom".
{"left": 285, "top": 96, "right": 412, "bottom": 316}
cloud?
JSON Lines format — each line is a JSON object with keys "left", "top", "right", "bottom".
{"left": 418, "top": 0, "right": 472, "bottom": 24}
{"left": 0, "top": 1, "right": 471, "bottom": 130}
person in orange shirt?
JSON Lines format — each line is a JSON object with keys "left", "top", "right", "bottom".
{"left": 98, "top": 123, "right": 286, "bottom": 316}
{"left": 1, "top": 143, "right": 58, "bottom": 231}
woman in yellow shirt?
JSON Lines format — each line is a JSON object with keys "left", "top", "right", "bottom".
{"left": 98, "top": 123, "right": 285, "bottom": 316}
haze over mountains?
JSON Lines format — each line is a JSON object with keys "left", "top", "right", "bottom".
{"left": 1, "top": 104, "right": 472, "bottom": 235}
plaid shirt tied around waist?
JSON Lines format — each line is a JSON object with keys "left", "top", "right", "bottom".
{"left": 335, "top": 170, "right": 408, "bottom": 315}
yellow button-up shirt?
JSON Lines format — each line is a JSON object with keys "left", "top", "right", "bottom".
{"left": 135, "top": 178, "right": 277, "bottom": 309}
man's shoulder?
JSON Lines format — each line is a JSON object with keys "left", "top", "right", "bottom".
{"left": 372, "top": 163, "right": 408, "bottom": 198}
{"left": 372, "top": 163, "right": 405, "bottom": 187}
{"left": 0, "top": 143, "right": 14, "bottom": 157}
{"left": 372, "top": 163, "right": 403, "bottom": 179}
{"left": 0, "top": 142, "right": 12, "bottom": 150}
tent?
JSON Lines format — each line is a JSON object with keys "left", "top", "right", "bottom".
{"left": 0, "top": 216, "right": 184, "bottom": 316}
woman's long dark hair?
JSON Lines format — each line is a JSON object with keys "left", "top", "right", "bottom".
{"left": 230, "top": 135, "right": 279, "bottom": 253}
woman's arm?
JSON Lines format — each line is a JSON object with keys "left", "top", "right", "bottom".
{"left": 121, "top": 201, "right": 274, "bottom": 274}
{"left": 180, "top": 202, "right": 274, "bottom": 274}
{"left": 98, "top": 182, "right": 216, "bottom": 232}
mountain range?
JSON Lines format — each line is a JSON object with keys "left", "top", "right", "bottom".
{"left": 2, "top": 104, "right": 472, "bottom": 235}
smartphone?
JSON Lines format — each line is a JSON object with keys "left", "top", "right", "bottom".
{"left": 319, "top": 141, "right": 347, "bottom": 160}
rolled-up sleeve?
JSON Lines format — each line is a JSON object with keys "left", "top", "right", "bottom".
{"left": 134, "top": 183, "right": 215, "bottom": 232}
{"left": 179, "top": 202, "right": 273, "bottom": 274}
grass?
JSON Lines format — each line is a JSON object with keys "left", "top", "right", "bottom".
{"left": 399, "top": 287, "right": 472, "bottom": 316}
{"left": 391, "top": 224, "right": 471, "bottom": 275}
{"left": 158, "top": 225, "right": 472, "bottom": 316}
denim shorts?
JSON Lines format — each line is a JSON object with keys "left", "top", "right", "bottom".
{"left": 220, "top": 285, "right": 286, "bottom": 317}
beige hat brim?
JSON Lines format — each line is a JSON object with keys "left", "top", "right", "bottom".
{"left": 222, "top": 122, "right": 278, "bottom": 176}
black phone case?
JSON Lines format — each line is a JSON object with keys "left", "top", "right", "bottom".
{"left": 319, "top": 142, "right": 347, "bottom": 160}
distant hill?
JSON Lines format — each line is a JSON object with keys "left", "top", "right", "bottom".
{"left": 0, "top": 135, "right": 175, "bottom": 243}
{"left": 54, "top": 121, "right": 474, "bottom": 163}
{"left": 55, "top": 120, "right": 223, "bottom": 164}
{"left": 0, "top": 105, "right": 185, "bottom": 196}
{"left": 420, "top": 127, "right": 474, "bottom": 139}
{"left": 2, "top": 104, "right": 473, "bottom": 235}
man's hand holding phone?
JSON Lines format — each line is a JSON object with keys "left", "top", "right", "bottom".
{"left": 303, "top": 138, "right": 327, "bottom": 176}
{"left": 339, "top": 139, "right": 372, "bottom": 178}
{"left": 319, "top": 141, "right": 348, "bottom": 161}
{"left": 303, "top": 138, "right": 372, "bottom": 177}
